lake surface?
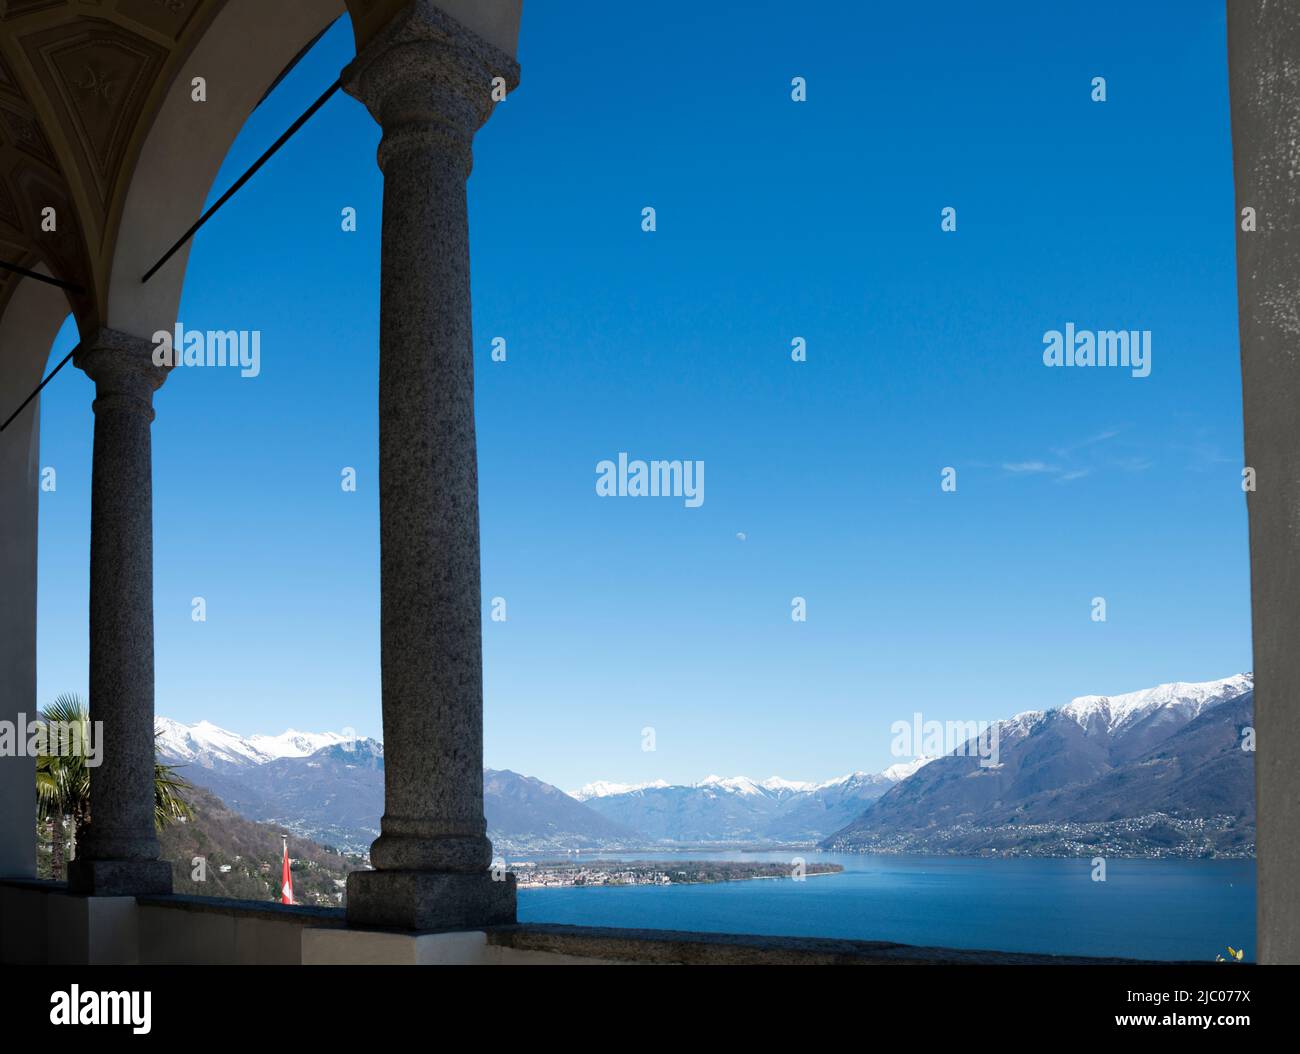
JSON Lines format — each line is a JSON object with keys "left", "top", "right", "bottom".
{"left": 516, "top": 851, "right": 1256, "bottom": 962}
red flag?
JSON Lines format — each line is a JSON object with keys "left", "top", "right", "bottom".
{"left": 281, "top": 837, "right": 294, "bottom": 905}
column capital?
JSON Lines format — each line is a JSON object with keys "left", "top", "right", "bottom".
{"left": 73, "top": 328, "right": 169, "bottom": 418}
{"left": 342, "top": 0, "right": 520, "bottom": 173}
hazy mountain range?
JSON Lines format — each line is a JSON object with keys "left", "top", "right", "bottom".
{"left": 155, "top": 724, "right": 637, "bottom": 854}
{"left": 570, "top": 762, "right": 934, "bottom": 843}
{"left": 154, "top": 717, "right": 925, "bottom": 853}
{"left": 155, "top": 673, "right": 1255, "bottom": 858}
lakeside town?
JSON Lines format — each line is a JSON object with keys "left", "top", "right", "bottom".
{"left": 823, "top": 814, "right": 1255, "bottom": 860}
{"left": 511, "top": 859, "right": 844, "bottom": 889}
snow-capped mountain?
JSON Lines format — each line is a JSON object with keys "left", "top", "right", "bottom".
{"left": 247, "top": 728, "right": 354, "bottom": 761}
{"left": 1057, "top": 672, "right": 1252, "bottom": 737}
{"left": 825, "top": 673, "right": 1256, "bottom": 856}
{"left": 880, "top": 757, "right": 937, "bottom": 782}
{"left": 759, "top": 776, "right": 818, "bottom": 794}
{"left": 986, "top": 673, "right": 1256, "bottom": 767}
{"left": 155, "top": 717, "right": 351, "bottom": 771}
{"left": 156, "top": 725, "right": 636, "bottom": 854}
{"left": 573, "top": 779, "right": 672, "bottom": 800}
{"left": 572, "top": 764, "right": 936, "bottom": 804}
{"left": 155, "top": 673, "right": 1253, "bottom": 856}
{"left": 574, "top": 762, "right": 937, "bottom": 843}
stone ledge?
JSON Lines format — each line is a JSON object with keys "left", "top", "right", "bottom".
{"left": 0, "top": 880, "right": 346, "bottom": 926}
{"left": 484, "top": 923, "right": 1166, "bottom": 965}
{"left": 0, "top": 880, "right": 1176, "bottom": 964}
{"left": 135, "top": 891, "right": 348, "bottom": 927}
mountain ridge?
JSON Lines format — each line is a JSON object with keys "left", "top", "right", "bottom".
{"left": 154, "top": 672, "right": 1255, "bottom": 856}
{"left": 822, "top": 673, "right": 1255, "bottom": 857}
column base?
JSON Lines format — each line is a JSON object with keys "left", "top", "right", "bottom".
{"left": 346, "top": 869, "right": 516, "bottom": 931}
{"left": 67, "top": 858, "right": 173, "bottom": 896}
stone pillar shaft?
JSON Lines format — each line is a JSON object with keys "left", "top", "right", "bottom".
{"left": 343, "top": 0, "right": 519, "bottom": 930}
{"left": 69, "top": 329, "right": 171, "bottom": 895}
{"left": 372, "top": 91, "right": 484, "bottom": 874}
{"left": 1227, "top": 0, "right": 1300, "bottom": 966}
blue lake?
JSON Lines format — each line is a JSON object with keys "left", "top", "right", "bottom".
{"left": 516, "top": 851, "right": 1256, "bottom": 962}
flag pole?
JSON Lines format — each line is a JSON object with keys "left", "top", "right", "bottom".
{"left": 280, "top": 835, "right": 294, "bottom": 905}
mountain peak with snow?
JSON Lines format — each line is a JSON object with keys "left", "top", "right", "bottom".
{"left": 1001, "top": 673, "right": 1252, "bottom": 740}
{"left": 570, "top": 779, "right": 671, "bottom": 801}
{"left": 1059, "top": 672, "right": 1252, "bottom": 735}
{"left": 155, "top": 717, "right": 355, "bottom": 769}
{"left": 758, "top": 776, "right": 818, "bottom": 793}
{"left": 247, "top": 727, "right": 352, "bottom": 760}
{"left": 697, "top": 774, "right": 765, "bottom": 796}
{"left": 571, "top": 761, "right": 934, "bottom": 802}
{"left": 880, "top": 756, "right": 939, "bottom": 781}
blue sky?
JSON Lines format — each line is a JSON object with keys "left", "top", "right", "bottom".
{"left": 33, "top": 0, "right": 1248, "bottom": 791}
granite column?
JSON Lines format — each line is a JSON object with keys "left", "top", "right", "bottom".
{"left": 68, "top": 329, "right": 172, "bottom": 896}
{"left": 342, "top": 0, "right": 519, "bottom": 930}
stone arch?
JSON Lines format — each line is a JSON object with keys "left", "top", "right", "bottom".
{"left": 98, "top": 0, "right": 521, "bottom": 338}
{"left": 105, "top": 0, "right": 347, "bottom": 340}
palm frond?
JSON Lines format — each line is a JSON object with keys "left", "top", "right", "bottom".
{"left": 154, "top": 759, "right": 193, "bottom": 829}
{"left": 32, "top": 693, "right": 196, "bottom": 834}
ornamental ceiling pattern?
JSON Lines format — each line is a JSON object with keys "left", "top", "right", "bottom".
{"left": 0, "top": 0, "right": 222, "bottom": 324}
{"left": 0, "top": 0, "right": 406, "bottom": 328}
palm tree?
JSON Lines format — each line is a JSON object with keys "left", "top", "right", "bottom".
{"left": 35, "top": 694, "right": 88, "bottom": 880}
{"left": 35, "top": 694, "right": 192, "bottom": 880}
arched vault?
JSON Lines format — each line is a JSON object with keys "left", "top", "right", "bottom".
{"left": 0, "top": 0, "right": 518, "bottom": 342}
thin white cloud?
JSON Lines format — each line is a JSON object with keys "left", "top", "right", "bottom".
{"left": 1172, "top": 441, "right": 1236, "bottom": 472}
{"left": 1051, "top": 427, "right": 1123, "bottom": 460}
